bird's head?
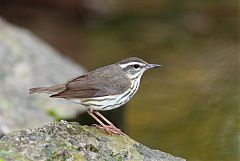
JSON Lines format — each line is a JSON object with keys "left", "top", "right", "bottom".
{"left": 117, "top": 57, "right": 161, "bottom": 80}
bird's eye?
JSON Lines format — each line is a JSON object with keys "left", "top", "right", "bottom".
{"left": 133, "top": 64, "right": 140, "bottom": 69}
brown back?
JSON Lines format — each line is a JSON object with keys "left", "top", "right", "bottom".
{"left": 51, "top": 64, "right": 131, "bottom": 98}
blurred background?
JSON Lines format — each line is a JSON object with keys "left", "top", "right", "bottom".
{"left": 0, "top": 0, "right": 239, "bottom": 161}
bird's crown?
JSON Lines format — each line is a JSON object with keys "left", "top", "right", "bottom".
{"left": 117, "top": 57, "right": 147, "bottom": 65}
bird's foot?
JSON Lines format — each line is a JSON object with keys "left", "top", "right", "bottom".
{"left": 94, "top": 124, "right": 124, "bottom": 135}
{"left": 104, "top": 125, "right": 124, "bottom": 135}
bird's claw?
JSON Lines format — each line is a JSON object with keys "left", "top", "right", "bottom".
{"left": 94, "top": 124, "right": 124, "bottom": 135}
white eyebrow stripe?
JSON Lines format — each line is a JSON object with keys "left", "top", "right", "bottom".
{"left": 119, "top": 62, "right": 145, "bottom": 68}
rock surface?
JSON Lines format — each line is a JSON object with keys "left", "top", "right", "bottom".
{"left": 0, "top": 18, "right": 86, "bottom": 134}
{"left": 0, "top": 121, "right": 185, "bottom": 161}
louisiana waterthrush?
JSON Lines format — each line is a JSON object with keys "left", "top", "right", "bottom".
{"left": 29, "top": 57, "right": 161, "bottom": 134}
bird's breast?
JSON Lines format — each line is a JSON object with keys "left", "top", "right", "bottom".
{"left": 100, "top": 78, "right": 141, "bottom": 111}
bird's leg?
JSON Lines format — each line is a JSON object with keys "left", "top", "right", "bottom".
{"left": 93, "top": 111, "right": 119, "bottom": 128}
{"left": 93, "top": 111, "right": 123, "bottom": 134}
{"left": 87, "top": 110, "right": 121, "bottom": 135}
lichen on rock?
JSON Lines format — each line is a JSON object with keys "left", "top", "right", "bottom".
{"left": 0, "top": 121, "right": 185, "bottom": 161}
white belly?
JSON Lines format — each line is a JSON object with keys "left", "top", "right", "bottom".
{"left": 68, "top": 78, "right": 140, "bottom": 111}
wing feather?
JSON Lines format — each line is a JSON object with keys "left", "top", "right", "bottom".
{"left": 51, "top": 65, "right": 130, "bottom": 98}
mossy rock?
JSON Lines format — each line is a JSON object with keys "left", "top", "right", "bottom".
{"left": 0, "top": 121, "right": 185, "bottom": 161}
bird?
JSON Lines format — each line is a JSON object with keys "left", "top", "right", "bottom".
{"left": 29, "top": 57, "right": 161, "bottom": 134}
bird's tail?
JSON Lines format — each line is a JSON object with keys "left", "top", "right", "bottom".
{"left": 29, "top": 84, "right": 66, "bottom": 94}
{"left": 29, "top": 87, "right": 49, "bottom": 94}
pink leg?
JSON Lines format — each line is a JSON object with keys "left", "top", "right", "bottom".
{"left": 93, "top": 111, "right": 123, "bottom": 133}
{"left": 87, "top": 110, "right": 122, "bottom": 135}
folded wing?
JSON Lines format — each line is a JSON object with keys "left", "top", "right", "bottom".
{"left": 51, "top": 65, "right": 130, "bottom": 99}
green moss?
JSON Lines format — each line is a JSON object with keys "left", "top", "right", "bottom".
{"left": 0, "top": 150, "right": 32, "bottom": 161}
{"left": 51, "top": 147, "right": 86, "bottom": 161}
{"left": 0, "top": 122, "right": 183, "bottom": 161}
{"left": 80, "top": 126, "right": 144, "bottom": 161}
{"left": 72, "top": 153, "right": 86, "bottom": 161}
{"left": 47, "top": 109, "right": 62, "bottom": 121}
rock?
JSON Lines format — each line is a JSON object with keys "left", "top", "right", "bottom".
{"left": 0, "top": 17, "right": 86, "bottom": 134}
{"left": 0, "top": 121, "right": 185, "bottom": 161}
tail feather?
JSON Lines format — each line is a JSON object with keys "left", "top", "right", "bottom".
{"left": 29, "top": 84, "right": 66, "bottom": 94}
{"left": 29, "top": 87, "right": 49, "bottom": 94}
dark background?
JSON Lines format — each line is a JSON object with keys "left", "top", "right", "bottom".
{"left": 0, "top": 0, "right": 238, "bottom": 161}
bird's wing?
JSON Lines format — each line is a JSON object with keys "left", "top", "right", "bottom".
{"left": 50, "top": 65, "right": 130, "bottom": 98}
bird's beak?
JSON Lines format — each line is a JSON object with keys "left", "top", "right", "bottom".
{"left": 146, "top": 64, "right": 162, "bottom": 69}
